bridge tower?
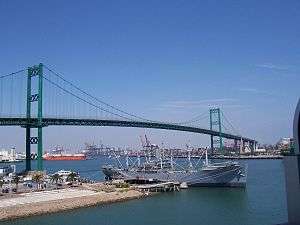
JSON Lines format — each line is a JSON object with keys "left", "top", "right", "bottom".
{"left": 209, "top": 108, "right": 223, "bottom": 154}
{"left": 26, "top": 63, "right": 43, "bottom": 171}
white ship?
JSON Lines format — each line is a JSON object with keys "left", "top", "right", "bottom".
{"left": 102, "top": 150, "right": 246, "bottom": 187}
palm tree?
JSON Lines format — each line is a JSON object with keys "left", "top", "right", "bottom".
{"left": 50, "top": 173, "right": 63, "bottom": 189}
{"left": 66, "top": 172, "right": 78, "bottom": 184}
{"left": 12, "top": 176, "right": 20, "bottom": 192}
{"left": 32, "top": 172, "right": 44, "bottom": 190}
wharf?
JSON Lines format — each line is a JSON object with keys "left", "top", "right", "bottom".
{"left": 135, "top": 182, "right": 180, "bottom": 192}
{"left": 0, "top": 185, "right": 147, "bottom": 221}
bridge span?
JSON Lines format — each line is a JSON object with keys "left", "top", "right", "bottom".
{"left": 0, "top": 63, "right": 257, "bottom": 171}
{"left": 0, "top": 117, "right": 256, "bottom": 143}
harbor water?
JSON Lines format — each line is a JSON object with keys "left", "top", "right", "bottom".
{"left": 0, "top": 158, "right": 287, "bottom": 225}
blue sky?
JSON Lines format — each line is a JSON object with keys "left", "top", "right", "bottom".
{"left": 0, "top": 0, "right": 299, "bottom": 151}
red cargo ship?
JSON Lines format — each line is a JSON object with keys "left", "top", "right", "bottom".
{"left": 43, "top": 146, "right": 86, "bottom": 161}
{"left": 43, "top": 153, "right": 86, "bottom": 161}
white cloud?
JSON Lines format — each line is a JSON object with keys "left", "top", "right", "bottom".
{"left": 155, "top": 98, "right": 241, "bottom": 110}
{"left": 255, "top": 63, "right": 290, "bottom": 71}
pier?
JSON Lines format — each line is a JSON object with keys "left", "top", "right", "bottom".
{"left": 135, "top": 182, "right": 181, "bottom": 192}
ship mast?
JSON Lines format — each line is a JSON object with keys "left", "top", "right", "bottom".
{"left": 137, "top": 152, "right": 141, "bottom": 167}
{"left": 205, "top": 149, "right": 209, "bottom": 166}
{"left": 171, "top": 149, "right": 174, "bottom": 170}
{"left": 186, "top": 143, "right": 193, "bottom": 169}
{"left": 125, "top": 151, "right": 129, "bottom": 169}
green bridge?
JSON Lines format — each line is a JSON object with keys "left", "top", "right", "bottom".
{"left": 0, "top": 64, "right": 257, "bottom": 172}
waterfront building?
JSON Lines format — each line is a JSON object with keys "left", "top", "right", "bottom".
{"left": 0, "top": 148, "right": 25, "bottom": 162}
{"left": 0, "top": 148, "right": 16, "bottom": 162}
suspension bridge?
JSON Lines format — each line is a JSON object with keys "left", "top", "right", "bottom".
{"left": 0, "top": 63, "right": 257, "bottom": 172}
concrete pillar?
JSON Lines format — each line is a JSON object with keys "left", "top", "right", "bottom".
{"left": 284, "top": 99, "right": 300, "bottom": 224}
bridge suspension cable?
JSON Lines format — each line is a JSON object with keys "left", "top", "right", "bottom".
{"left": 43, "top": 76, "right": 135, "bottom": 121}
{"left": 0, "top": 69, "right": 26, "bottom": 117}
{"left": 0, "top": 69, "right": 25, "bottom": 79}
{"left": 0, "top": 65, "right": 239, "bottom": 131}
{"left": 44, "top": 65, "right": 210, "bottom": 126}
{"left": 220, "top": 111, "right": 240, "bottom": 135}
{"left": 174, "top": 112, "right": 209, "bottom": 125}
{"left": 44, "top": 65, "right": 158, "bottom": 123}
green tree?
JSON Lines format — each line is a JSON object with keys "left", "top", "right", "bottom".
{"left": 32, "top": 172, "right": 44, "bottom": 190}
{"left": 66, "top": 172, "right": 78, "bottom": 184}
{"left": 12, "top": 176, "right": 20, "bottom": 192}
{"left": 50, "top": 173, "right": 63, "bottom": 189}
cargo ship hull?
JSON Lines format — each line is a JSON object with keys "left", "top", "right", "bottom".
{"left": 102, "top": 163, "right": 244, "bottom": 187}
{"left": 43, "top": 154, "right": 86, "bottom": 161}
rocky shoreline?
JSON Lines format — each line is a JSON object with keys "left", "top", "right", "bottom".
{"left": 0, "top": 189, "right": 146, "bottom": 222}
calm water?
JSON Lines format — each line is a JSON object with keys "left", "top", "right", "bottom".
{"left": 0, "top": 159, "right": 287, "bottom": 225}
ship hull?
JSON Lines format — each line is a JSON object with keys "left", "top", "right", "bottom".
{"left": 43, "top": 155, "right": 86, "bottom": 160}
{"left": 102, "top": 164, "right": 244, "bottom": 187}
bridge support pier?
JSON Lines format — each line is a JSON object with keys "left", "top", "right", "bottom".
{"left": 25, "top": 127, "right": 31, "bottom": 171}
{"left": 25, "top": 63, "right": 43, "bottom": 172}
{"left": 210, "top": 108, "right": 223, "bottom": 154}
{"left": 37, "top": 64, "right": 43, "bottom": 171}
{"left": 25, "top": 66, "right": 32, "bottom": 171}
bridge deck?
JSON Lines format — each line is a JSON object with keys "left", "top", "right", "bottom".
{"left": 0, "top": 117, "right": 256, "bottom": 143}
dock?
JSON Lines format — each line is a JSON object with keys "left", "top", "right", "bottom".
{"left": 135, "top": 182, "right": 181, "bottom": 192}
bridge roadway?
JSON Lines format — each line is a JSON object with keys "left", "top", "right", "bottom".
{"left": 0, "top": 117, "right": 256, "bottom": 143}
